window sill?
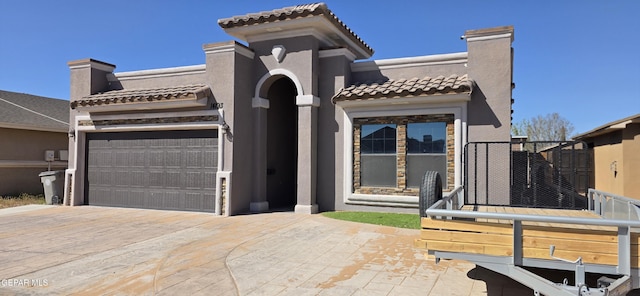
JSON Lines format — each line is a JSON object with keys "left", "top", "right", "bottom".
{"left": 346, "top": 193, "right": 418, "bottom": 208}
{"left": 346, "top": 191, "right": 452, "bottom": 208}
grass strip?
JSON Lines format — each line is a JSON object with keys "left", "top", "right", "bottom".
{"left": 322, "top": 211, "right": 420, "bottom": 229}
{"left": 0, "top": 193, "right": 45, "bottom": 209}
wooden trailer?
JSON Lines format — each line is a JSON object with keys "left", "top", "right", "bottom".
{"left": 416, "top": 142, "right": 640, "bottom": 295}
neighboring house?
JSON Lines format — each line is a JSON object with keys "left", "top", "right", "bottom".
{"left": 574, "top": 113, "right": 640, "bottom": 199}
{"left": 0, "top": 90, "right": 69, "bottom": 196}
{"left": 66, "top": 3, "right": 514, "bottom": 215}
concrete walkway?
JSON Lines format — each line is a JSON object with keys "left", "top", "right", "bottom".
{"left": 0, "top": 206, "right": 531, "bottom": 295}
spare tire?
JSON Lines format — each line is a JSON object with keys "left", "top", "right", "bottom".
{"left": 419, "top": 171, "right": 442, "bottom": 217}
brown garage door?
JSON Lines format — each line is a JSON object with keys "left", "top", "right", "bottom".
{"left": 85, "top": 130, "right": 217, "bottom": 212}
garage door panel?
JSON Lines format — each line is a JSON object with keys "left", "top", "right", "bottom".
{"left": 148, "top": 170, "right": 166, "bottom": 187}
{"left": 165, "top": 172, "right": 182, "bottom": 188}
{"left": 166, "top": 150, "right": 182, "bottom": 168}
{"left": 204, "top": 172, "right": 216, "bottom": 189}
{"left": 86, "top": 130, "right": 217, "bottom": 212}
{"left": 203, "top": 150, "right": 217, "bottom": 167}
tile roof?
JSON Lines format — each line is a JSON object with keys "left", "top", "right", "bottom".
{"left": 332, "top": 74, "right": 473, "bottom": 103}
{"left": 71, "top": 85, "right": 212, "bottom": 109}
{"left": 218, "top": 3, "right": 373, "bottom": 57}
{"left": 0, "top": 90, "right": 69, "bottom": 132}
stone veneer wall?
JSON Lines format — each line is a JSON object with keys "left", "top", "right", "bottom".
{"left": 353, "top": 114, "right": 454, "bottom": 196}
{"left": 221, "top": 178, "right": 226, "bottom": 216}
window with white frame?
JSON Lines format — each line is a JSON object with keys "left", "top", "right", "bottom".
{"left": 353, "top": 114, "right": 454, "bottom": 196}
{"left": 360, "top": 124, "right": 397, "bottom": 187}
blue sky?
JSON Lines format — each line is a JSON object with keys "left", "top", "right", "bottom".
{"left": 1, "top": 1, "right": 638, "bottom": 134}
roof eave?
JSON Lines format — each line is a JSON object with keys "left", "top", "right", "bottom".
{"left": 73, "top": 96, "right": 209, "bottom": 113}
{"left": 0, "top": 122, "right": 68, "bottom": 133}
{"left": 334, "top": 92, "right": 471, "bottom": 109}
{"left": 71, "top": 85, "right": 213, "bottom": 113}
{"left": 573, "top": 113, "right": 640, "bottom": 140}
{"left": 218, "top": 5, "right": 373, "bottom": 60}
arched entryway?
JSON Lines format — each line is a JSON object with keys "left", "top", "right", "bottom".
{"left": 266, "top": 77, "right": 298, "bottom": 209}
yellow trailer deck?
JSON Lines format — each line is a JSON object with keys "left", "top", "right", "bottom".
{"left": 417, "top": 206, "right": 639, "bottom": 268}
{"left": 416, "top": 188, "right": 640, "bottom": 296}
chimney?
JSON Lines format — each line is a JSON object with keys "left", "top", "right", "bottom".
{"left": 464, "top": 26, "right": 514, "bottom": 142}
{"left": 67, "top": 58, "right": 116, "bottom": 101}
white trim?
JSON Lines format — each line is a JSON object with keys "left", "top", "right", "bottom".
{"left": 77, "top": 109, "right": 220, "bottom": 121}
{"left": 216, "top": 171, "right": 232, "bottom": 216}
{"left": 204, "top": 43, "right": 255, "bottom": 60}
{"left": 75, "top": 110, "right": 222, "bottom": 133}
{"left": 466, "top": 33, "right": 513, "bottom": 42}
{"left": 351, "top": 52, "right": 468, "bottom": 72}
{"left": 110, "top": 65, "right": 206, "bottom": 81}
{"left": 254, "top": 68, "right": 305, "bottom": 99}
{"left": 252, "top": 97, "right": 270, "bottom": 109}
{"left": 77, "top": 123, "right": 219, "bottom": 133}
{"left": 295, "top": 95, "right": 320, "bottom": 107}
{"left": 319, "top": 48, "right": 357, "bottom": 61}
{"left": 346, "top": 194, "right": 417, "bottom": 208}
{"left": 294, "top": 204, "right": 318, "bottom": 214}
{"left": 336, "top": 93, "right": 470, "bottom": 109}
{"left": 341, "top": 101, "right": 467, "bottom": 207}
{"left": 63, "top": 168, "right": 75, "bottom": 206}
{"left": 0, "top": 160, "right": 67, "bottom": 168}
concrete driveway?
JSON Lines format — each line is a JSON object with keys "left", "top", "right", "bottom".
{"left": 0, "top": 205, "right": 530, "bottom": 295}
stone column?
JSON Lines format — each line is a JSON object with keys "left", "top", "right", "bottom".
{"left": 250, "top": 97, "right": 269, "bottom": 212}
{"left": 295, "top": 95, "right": 320, "bottom": 214}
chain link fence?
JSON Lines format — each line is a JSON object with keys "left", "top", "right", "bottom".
{"left": 465, "top": 141, "right": 592, "bottom": 209}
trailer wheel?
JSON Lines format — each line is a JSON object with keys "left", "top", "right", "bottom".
{"left": 419, "top": 171, "right": 442, "bottom": 217}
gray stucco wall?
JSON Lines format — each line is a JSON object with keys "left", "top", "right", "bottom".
{"left": 351, "top": 56, "right": 468, "bottom": 84}
{"left": 465, "top": 30, "right": 514, "bottom": 204}
{"left": 110, "top": 71, "right": 207, "bottom": 90}
{"left": 317, "top": 54, "right": 350, "bottom": 212}
{"left": 203, "top": 42, "right": 255, "bottom": 215}
{"left": 251, "top": 36, "right": 320, "bottom": 98}
{"left": 229, "top": 50, "right": 255, "bottom": 214}
{"left": 67, "top": 22, "right": 514, "bottom": 214}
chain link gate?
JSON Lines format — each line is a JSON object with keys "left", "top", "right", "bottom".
{"left": 464, "top": 141, "right": 592, "bottom": 209}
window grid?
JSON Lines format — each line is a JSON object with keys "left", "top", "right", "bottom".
{"left": 353, "top": 114, "right": 454, "bottom": 196}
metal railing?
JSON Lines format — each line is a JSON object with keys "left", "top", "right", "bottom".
{"left": 588, "top": 189, "right": 640, "bottom": 221}
{"left": 464, "top": 141, "right": 592, "bottom": 209}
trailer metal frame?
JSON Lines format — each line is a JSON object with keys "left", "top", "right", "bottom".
{"left": 424, "top": 188, "right": 640, "bottom": 295}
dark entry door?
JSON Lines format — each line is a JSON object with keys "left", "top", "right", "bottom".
{"left": 266, "top": 78, "right": 297, "bottom": 209}
{"left": 85, "top": 130, "right": 217, "bottom": 212}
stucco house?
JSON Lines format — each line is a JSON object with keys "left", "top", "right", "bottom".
{"left": 65, "top": 3, "right": 514, "bottom": 215}
{"left": 0, "top": 90, "right": 69, "bottom": 196}
{"left": 574, "top": 113, "right": 640, "bottom": 199}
